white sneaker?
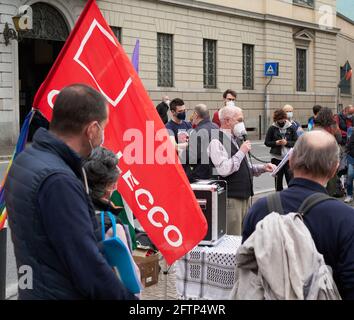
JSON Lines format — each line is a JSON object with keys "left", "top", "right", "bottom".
{"left": 344, "top": 196, "right": 353, "bottom": 203}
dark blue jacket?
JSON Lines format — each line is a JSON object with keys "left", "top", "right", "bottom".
{"left": 243, "top": 178, "right": 354, "bottom": 300}
{"left": 4, "top": 128, "right": 136, "bottom": 300}
{"left": 183, "top": 118, "right": 219, "bottom": 182}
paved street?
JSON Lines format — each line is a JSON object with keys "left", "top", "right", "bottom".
{"left": 0, "top": 161, "right": 8, "bottom": 182}
{"left": 0, "top": 141, "right": 293, "bottom": 299}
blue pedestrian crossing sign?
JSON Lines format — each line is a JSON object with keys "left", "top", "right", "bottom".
{"left": 264, "top": 62, "right": 279, "bottom": 77}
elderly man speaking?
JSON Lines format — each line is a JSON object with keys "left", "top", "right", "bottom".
{"left": 208, "top": 106, "right": 275, "bottom": 235}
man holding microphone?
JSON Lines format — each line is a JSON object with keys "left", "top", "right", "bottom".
{"left": 208, "top": 106, "right": 275, "bottom": 236}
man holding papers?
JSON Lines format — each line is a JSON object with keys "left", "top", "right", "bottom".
{"left": 265, "top": 109, "right": 298, "bottom": 191}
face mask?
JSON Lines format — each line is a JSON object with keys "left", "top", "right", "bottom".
{"left": 277, "top": 121, "right": 286, "bottom": 128}
{"left": 226, "top": 101, "right": 235, "bottom": 107}
{"left": 233, "top": 122, "right": 247, "bottom": 138}
{"left": 287, "top": 112, "right": 293, "bottom": 119}
{"left": 176, "top": 112, "right": 186, "bottom": 121}
{"left": 165, "top": 100, "right": 170, "bottom": 106}
{"left": 347, "top": 114, "right": 353, "bottom": 119}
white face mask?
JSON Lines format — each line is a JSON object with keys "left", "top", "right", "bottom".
{"left": 226, "top": 101, "right": 235, "bottom": 107}
{"left": 287, "top": 112, "right": 293, "bottom": 119}
{"left": 165, "top": 100, "right": 170, "bottom": 106}
{"left": 233, "top": 122, "right": 247, "bottom": 138}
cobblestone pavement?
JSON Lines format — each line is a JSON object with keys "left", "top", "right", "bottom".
{"left": 141, "top": 259, "right": 178, "bottom": 300}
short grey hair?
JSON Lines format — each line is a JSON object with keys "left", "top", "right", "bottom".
{"left": 83, "top": 147, "right": 119, "bottom": 201}
{"left": 194, "top": 104, "right": 209, "bottom": 120}
{"left": 290, "top": 130, "right": 340, "bottom": 178}
{"left": 219, "top": 106, "right": 242, "bottom": 123}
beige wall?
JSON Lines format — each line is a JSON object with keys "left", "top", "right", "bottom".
{"left": 99, "top": 0, "right": 338, "bottom": 131}
{"left": 0, "top": 0, "right": 352, "bottom": 144}
{"left": 199, "top": 0, "right": 337, "bottom": 28}
{"left": 336, "top": 16, "right": 354, "bottom": 109}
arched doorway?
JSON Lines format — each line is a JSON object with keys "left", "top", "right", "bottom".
{"left": 18, "top": 2, "right": 69, "bottom": 137}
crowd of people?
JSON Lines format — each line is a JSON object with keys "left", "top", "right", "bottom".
{"left": 157, "top": 91, "right": 354, "bottom": 203}
{"left": 156, "top": 91, "right": 354, "bottom": 299}
{"left": 4, "top": 83, "right": 354, "bottom": 300}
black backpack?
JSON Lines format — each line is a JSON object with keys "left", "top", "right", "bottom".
{"left": 267, "top": 192, "right": 335, "bottom": 217}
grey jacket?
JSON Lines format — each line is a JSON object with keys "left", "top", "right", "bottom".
{"left": 229, "top": 212, "right": 341, "bottom": 300}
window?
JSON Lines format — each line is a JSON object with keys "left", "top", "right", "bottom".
{"left": 203, "top": 39, "right": 217, "bottom": 88}
{"left": 157, "top": 33, "right": 173, "bottom": 87}
{"left": 293, "top": 0, "right": 314, "bottom": 7}
{"left": 296, "top": 48, "right": 307, "bottom": 92}
{"left": 339, "top": 62, "right": 352, "bottom": 95}
{"left": 243, "top": 44, "right": 254, "bottom": 90}
{"left": 110, "top": 26, "right": 122, "bottom": 44}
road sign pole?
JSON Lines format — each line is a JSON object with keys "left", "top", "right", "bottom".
{"left": 264, "top": 76, "right": 273, "bottom": 134}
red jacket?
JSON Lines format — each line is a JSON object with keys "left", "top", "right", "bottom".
{"left": 334, "top": 113, "right": 353, "bottom": 140}
{"left": 212, "top": 110, "right": 221, "bottom": 127}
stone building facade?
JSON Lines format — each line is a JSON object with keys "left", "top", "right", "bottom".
{"left": 0, "top": 0, "right": 353, "bottom": 144}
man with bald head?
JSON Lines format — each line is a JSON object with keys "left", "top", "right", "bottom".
{"left": 208, "top": 106, "right": 275, "bottom": 235}
{"left": 243, "top": 130, "right": 354, "bottom": 299}
{"left": 182, "top": 104, "right": 218, "bottom": 181}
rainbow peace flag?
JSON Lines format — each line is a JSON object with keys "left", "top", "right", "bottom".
{"left": 0, "top": 110, "right": 35, "bottom": 230}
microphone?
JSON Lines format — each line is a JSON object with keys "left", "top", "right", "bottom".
{"left": 240, "top": 132, "right": 252, "bottom": 159}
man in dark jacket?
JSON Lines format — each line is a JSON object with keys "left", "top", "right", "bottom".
{"left": 4, "top": 84, "right": 137, "bottom": 300}
{"left": 181, "top": 104, "right": 219, "bottom": 182}
{"left": 156, "top": 95, "right": 170, "bottom": 124}
{"left": 243, "top": 130, "right": 354, "bottom": 300}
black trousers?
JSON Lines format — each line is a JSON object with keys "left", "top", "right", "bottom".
{"left": 271, "top": 158, "right": 293, "bottom": 191}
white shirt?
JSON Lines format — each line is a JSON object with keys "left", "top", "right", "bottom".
{"left": 207, "top": 130, "right": 266, "bottom": 177}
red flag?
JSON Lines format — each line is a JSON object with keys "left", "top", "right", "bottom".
{"left": 33, "top": 0, "right": 207, "bottom": 264}
{"left": 345, "top": 69, "right": 352, "bottom": 81}
{"left": 344, "top": 60, "right": 352, "bottom": 81}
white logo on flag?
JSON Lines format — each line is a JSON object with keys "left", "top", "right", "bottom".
{"left": 47, "top": 89, "right": 60, "bottom": 109}
{"left": 73, "top": 19, "right": 132, "bottom": 107}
